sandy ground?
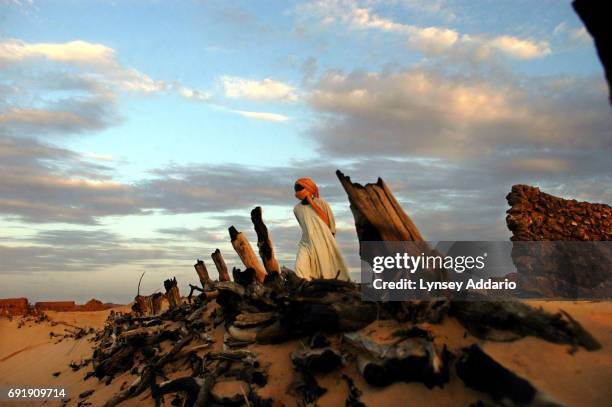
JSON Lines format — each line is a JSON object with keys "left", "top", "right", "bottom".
{"left": 0, "top": 301, "right": 610, "bottom": 407}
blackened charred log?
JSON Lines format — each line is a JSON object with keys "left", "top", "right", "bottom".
{"left": 251, "top": 206, "right": 280, "bottom": 275}
{"left": 450, "top": 300, "right": 601, "bottom": 350}
{"left": 163, "top": 277, "right": 181, "bottom": 309}
{"left": 151, "top": 376, "right": 203, "bottom": 406}
{"left": 291, "top": 347, "right": 342, "bottom": 374}
{"left": 456, "top": 345, "right": 562, "bottom": 407}
{"left": 232, "top": 267, "right": 257, "bottom": 287}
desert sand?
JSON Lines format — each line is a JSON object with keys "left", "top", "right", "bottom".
{"left": 0, "top": 301, "right": 611, "bottom": 406}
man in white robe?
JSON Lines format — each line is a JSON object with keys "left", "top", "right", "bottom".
{"left": 293, "top": 178, "right": 350, "bottom": 281}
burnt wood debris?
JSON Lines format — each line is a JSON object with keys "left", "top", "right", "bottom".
{"left": 68, "top": 170, "right": 608, "bottom": 407}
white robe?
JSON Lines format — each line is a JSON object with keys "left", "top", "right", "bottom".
{"left": 293, "top": 198, "right": 350, "bottom": 281}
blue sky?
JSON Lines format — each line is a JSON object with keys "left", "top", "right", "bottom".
{"left": 1, "top": 0, "right": 610, "bottom": 302}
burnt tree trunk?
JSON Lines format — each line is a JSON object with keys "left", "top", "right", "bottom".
{"left": 133, "top": 293, "right": 166, "bottom": 316}
{"left": 229, "top": 226, "right": 267, "bottom": 283}
{"left": 194, "top": 259, "right": 211, "bottom": 288}
{"left": 251, "top": 206, "right": 280, "bottom": 275}
{"left": 336, "top": 170, "right": 425, "bottom": 242}
{"left": 164, "top": 277, "right": 181, "bottom": 309}
{"left": 211, "top": 249, "right": 231, "bottom": 282}
{"left": 336, "top": 170, "right": 445, "bottom": 282}
{"left": 336, "top": 170, "right": 436, "bottom": 257}
{"left": 133, "top": 295, "right": 152, "bottom": 316}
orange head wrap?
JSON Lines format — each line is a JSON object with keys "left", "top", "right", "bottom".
{"left": 294, "top": 178, "right": 330, "bottom": 228}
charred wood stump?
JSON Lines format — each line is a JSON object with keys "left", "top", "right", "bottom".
{"left": 132, "top": 293, "right": 165, "bottom": 317}
{"left": 132, "top": 295, "right": 152, "bottom": 317}
{"left": 232, "top": 267, "right": 257, "bottom": 287}
{"left": 336, "top": 169, "right": 426, "bottom": 243}
{"left": 229, "top": 226, "right": 267, "bottom": 283}
{"left": 163, "top": 277, "right": 181, "bottom": 309}
{"left": 251, "top": 206, "right": 280, "bottom": 275}
{"left": 194, "top": 259, "right": 211, "bottom": 289}
{"left": 212, "top": 249, "right": 231, "bottom": 282}
{"left": 336, "top": 170, "right": 445, "bottom": 282}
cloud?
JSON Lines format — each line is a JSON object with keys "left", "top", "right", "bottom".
{"left": 0, "top": 229, "right": 172, "bottom": 275}
{"left": 180, "top": 87, "right": 212, "bottom": 101}
{"left": 553, "top": 22, "right": 591, "bottom": 45}
{"left": 301, "top": 57, "right": 319, "bottom": 83}
{"left": 0, "top": 39, "right": 116, "bottom": 67}
{"left": 1, "top": 41, "right": 292, "bottom": 135}
{"left": 407, "top": 26, "right": 459, "bottom": 54}
{"left": 485, "top": 35, "right": 550, "bottom": 60}
{"left": 232, "top": 110, "right": 290, "bottom": 122}
{"left": 177, "top": 85, "right": 291, "bottom": 122}
{"left": 0, "top": 39, "right": 167, "bottom": 94}
{"left": 0, "top": 39, "right": 167, "bottom": 138}
{"left": 137, "top": 164, "right": 293, "bottom": 214}
{"left": 221, "top": 76, "right": 298, "bottom": 102}
{"left": 0, "top": 135, "right": 146, "bottom": 223}
{"left": 570, "top": 27, "right": 590, "bottom": 43}
{"left": 297, "top": 0, "right": 550, "bottom": 60}
{"left": 0, "top": 96, "right": 118, "bottom": 135}
{"left": 111, "top": 67, "right": 167, "bottom": 93}
{"left": 307, "top": 69, "right": 610, "bottom": 159}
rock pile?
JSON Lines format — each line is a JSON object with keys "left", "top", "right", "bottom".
{"left": 506, "top": 184, "right": 611, "bottom": 241}
{"left": 506, "top": 185, "right": 611, "bottom": 298}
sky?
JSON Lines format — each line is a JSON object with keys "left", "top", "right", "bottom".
{"left": 1, "top": 0, "right": 610, "bottom": 302}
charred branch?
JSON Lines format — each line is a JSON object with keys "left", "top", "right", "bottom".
{"left": 251, "top": 206, "right": 280, "bottom": 275}
{"left": 212, "top": 249, "right": 231, "bottom": 282}
{"left": 194, "top": 260, "right": 211, "bottom": 289}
